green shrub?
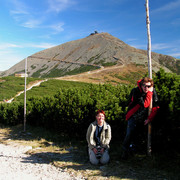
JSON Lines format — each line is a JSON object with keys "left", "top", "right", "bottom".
{"left": 0, "top": 102, "right": 23, "bottom": 125}
{"left": 23, "top": 84, "right": 130, "bottom": 138}
{"left": 152, "top": 69, "right": 180, "bottom": 152}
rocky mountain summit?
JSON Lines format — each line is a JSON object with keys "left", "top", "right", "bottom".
{"left": 1, "top": 32, "right": 179, "bottom": 78}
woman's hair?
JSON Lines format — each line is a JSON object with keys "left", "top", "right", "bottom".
{"left": 96, "top": 109, "right": 105, "bottom": 117}
{"left": 141, "top": 77, "right": 154, "bottom": 86}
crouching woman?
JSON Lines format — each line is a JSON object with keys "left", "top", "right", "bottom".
{"left": 86, "top": 110, "right": 112, "bottom": 165}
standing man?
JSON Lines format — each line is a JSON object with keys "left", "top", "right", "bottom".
{"left": 86, "top": 110, "right": 111, "bottom": 165}
{"left": 122, "top": 77, "right": 159, "bottom": 159}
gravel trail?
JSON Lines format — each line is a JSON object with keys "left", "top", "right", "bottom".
{"left": 0, "top": 143, "right": 83, "bottom": 180}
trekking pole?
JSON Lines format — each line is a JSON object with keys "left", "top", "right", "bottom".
{"left": 24, "top": 57, "right": 27, "bottom": 132}
{"left": 145, "top": 0, "right": 152, "bottom": 156}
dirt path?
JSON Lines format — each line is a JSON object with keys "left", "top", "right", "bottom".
{"left": 0, "top": 143, "right": 83, "bottom": 180}
{"left": 5, "top": 79, "right": 48, "bottom": 103}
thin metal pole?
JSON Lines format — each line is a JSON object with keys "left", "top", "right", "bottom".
{"left": 146, "top": 0, "right": 152, "bottom": 156}
{"left": 24, "top": 57, "right": 27, "bottom": 132}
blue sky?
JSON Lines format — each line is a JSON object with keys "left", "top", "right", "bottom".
{"left": 0, "top": 0, "right": 180, "bottom": 71}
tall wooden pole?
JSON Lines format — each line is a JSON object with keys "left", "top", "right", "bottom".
{"left": 146, "top": 0, "right": 152, "bottom": 156}
{"left": 146, "top": 0, "right": 152, "bottom": 79}
{"left": 24, "top": 57, "right": 27, "bottom": 132}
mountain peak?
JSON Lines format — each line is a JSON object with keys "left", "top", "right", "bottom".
{"left": 1, "top": 32, "right": 179, "bottom": 78}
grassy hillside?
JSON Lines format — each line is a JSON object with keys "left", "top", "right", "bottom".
{"left": 0, "top": 76, "right": 42, "bottom": 101}
{"left": 0, "top": 65, "right": 146, "bottom": 102}
{"left": 15, "top": 79, "right": 95, "bottom": 101}
{"left": 0, "top": 76, "right": 97, "bottom": 102}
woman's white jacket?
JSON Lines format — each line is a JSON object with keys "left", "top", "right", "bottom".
{"left": 86, "top": 121, "right": 111, "bottom": 150}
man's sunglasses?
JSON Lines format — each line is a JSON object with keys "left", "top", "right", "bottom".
{"left": 142, "top": 84, "right": 151, "bottom": 88}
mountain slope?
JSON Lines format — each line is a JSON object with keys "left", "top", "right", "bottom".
{"left": 55, "top": 64, "right": 147, "bottom": 85}
{"left": 1, "top": 32, "right": 179, "bottom": 78}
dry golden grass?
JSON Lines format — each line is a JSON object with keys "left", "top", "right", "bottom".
{"left": 55, "top": 64, "right": 147, "bottom": 85}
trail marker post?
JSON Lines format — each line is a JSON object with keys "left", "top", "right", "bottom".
{"left": 24, "top": 57, "right": 27, "bottom": 132}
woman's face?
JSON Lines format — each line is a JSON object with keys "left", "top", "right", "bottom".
{"left": 96, "top": 113, "right": 105, "bottom": 126}
{"left": 141, "top": 82, "right": 151, "bottom": 93}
